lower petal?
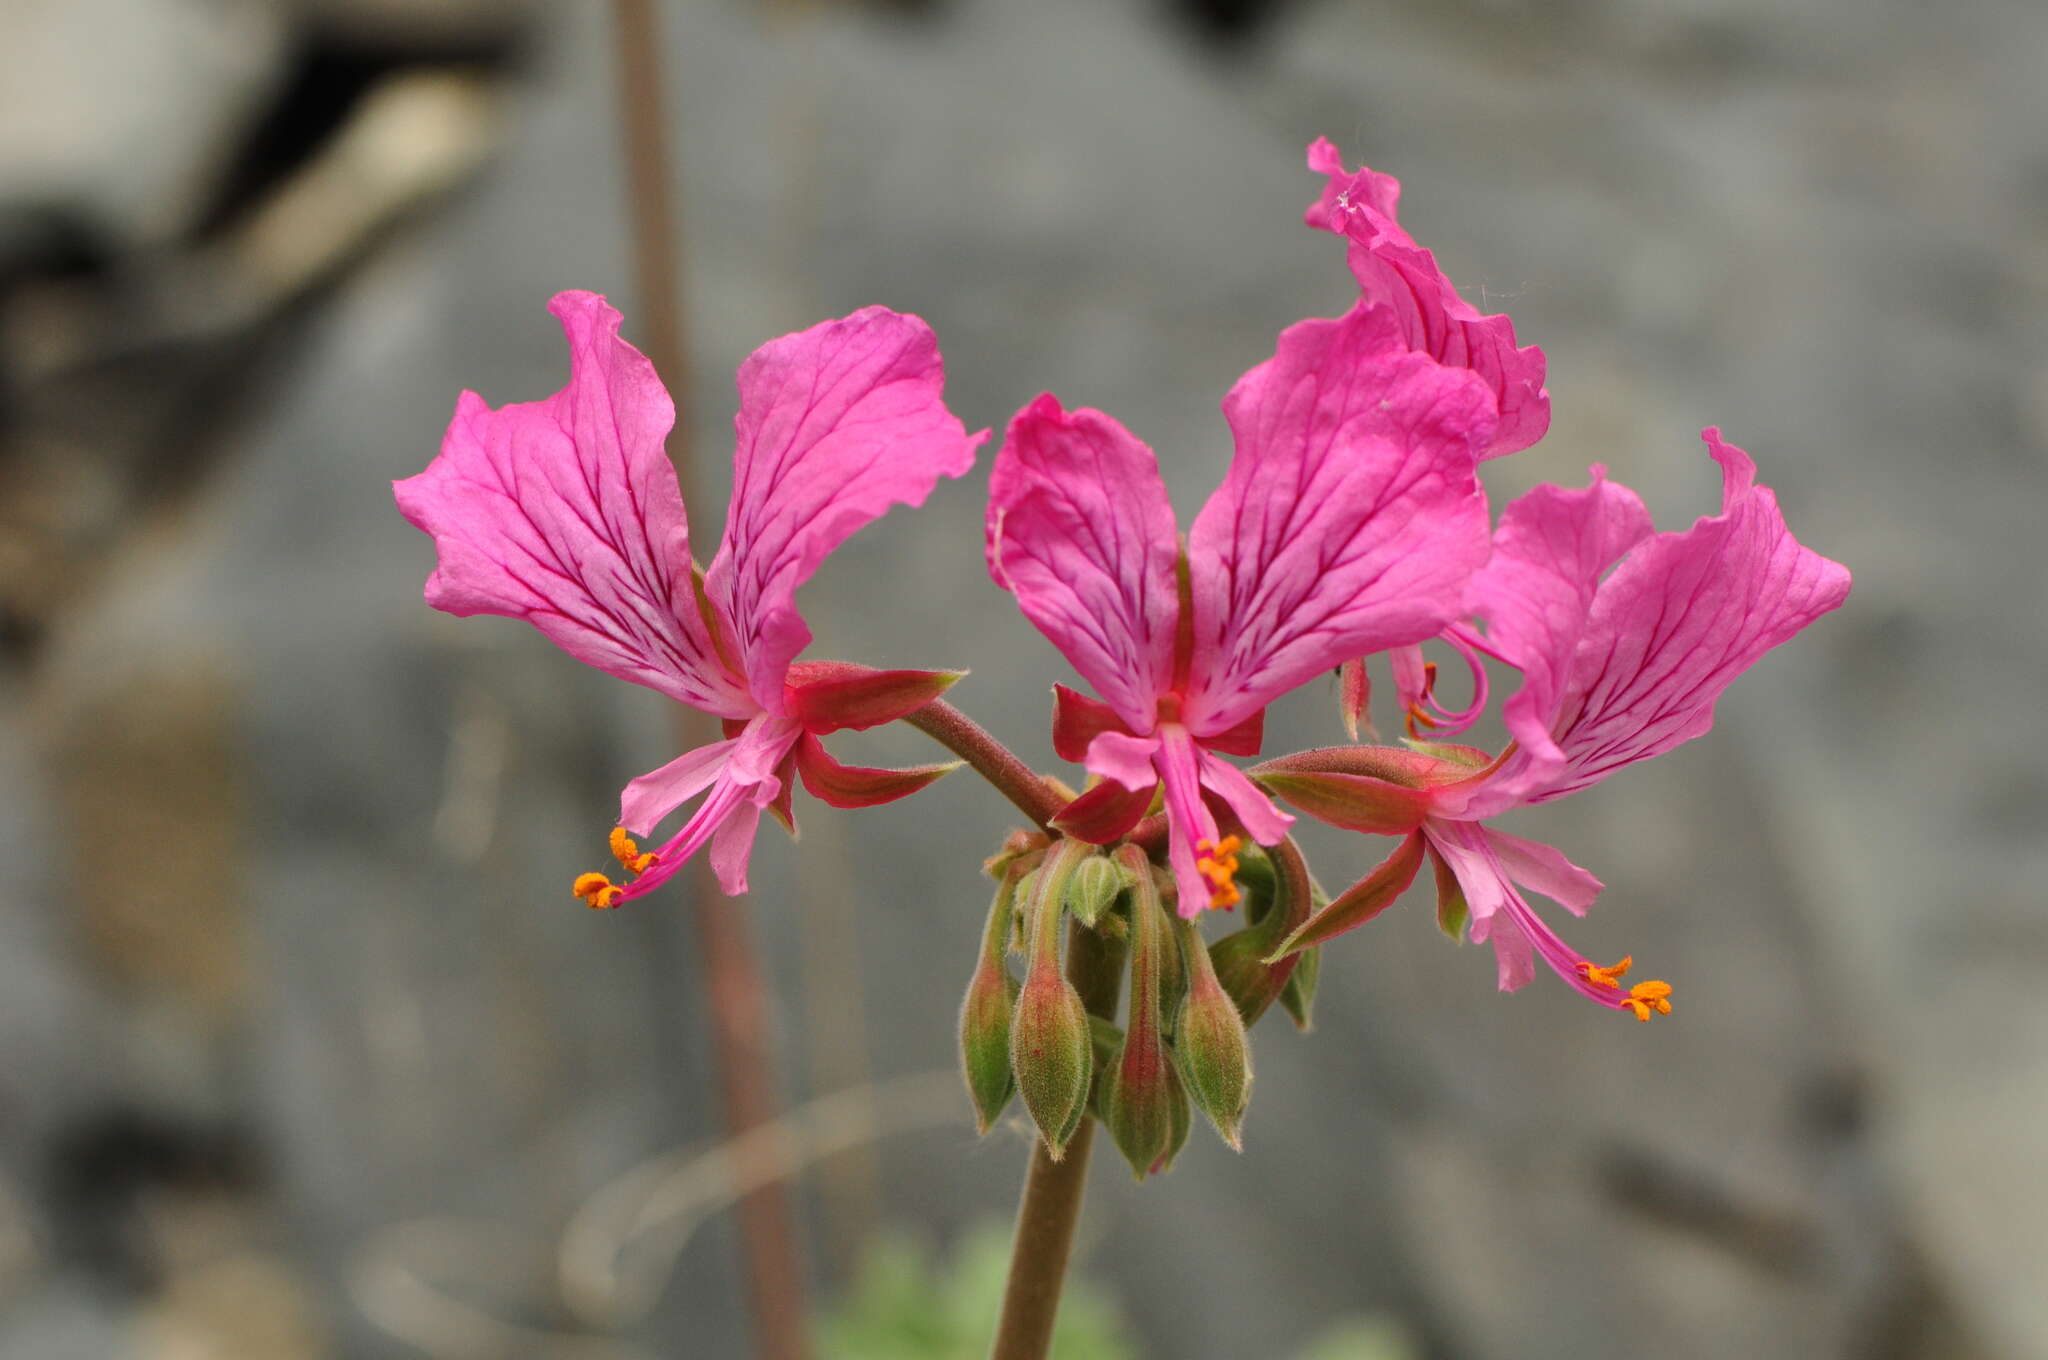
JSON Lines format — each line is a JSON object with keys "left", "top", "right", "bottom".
{"left": 1487, "top": 827, "right": 1603, "bottom": 917}
{"left": 1156, "top": 726, "right": 1224, "bottom": 917}
{"left": 710, "top": 798, "right": 766, "bottom": 896}
{"left": 1198, "top": 751, "right": 1293, "bottom": 846}
{"left": 1085, "top": 728, "right": 1163, "bottom": 791}
{"left": 619, "top": 737, "right": 739, "bottom": 836}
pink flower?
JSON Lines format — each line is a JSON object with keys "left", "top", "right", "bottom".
{"left": 395, "top": 291, "right": 983, "bottom": 906}
{"left": 987, "top": 300, "right": 1498, "bottom": 917}
{"left": 1259, "top": 431, "right": 1851, "bottom": 1018}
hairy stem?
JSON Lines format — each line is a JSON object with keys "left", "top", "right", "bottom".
{"left": 611, "top": 4, "right": 808, "bottom": 1355}
{"left": 990, "top": 917, "right": 1124, "bottom": 1360}
{"left": 905, "top": 699, "right": 1065, "bottom": 830}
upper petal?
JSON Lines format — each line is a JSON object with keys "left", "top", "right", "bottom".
{"left": 394, "top": 291, "right": 752, "bottom": 717}
{"left": 1181, "top": 303, "right": 1495, "bottom": 734}
{"left": 706, "top": 308, "right": 983, "bottom": 712}
{"left": 1305, "top": 139, "right": 1550, "bottom": 458}
{"left": 1457, "top": 468, "right": 1655, "bottom": 813}
{"left": 1531, "top": 429, "right": 1852, "bottom": 802}
{"left": 986, "top": 395, "right": 1181, "bottom": 732}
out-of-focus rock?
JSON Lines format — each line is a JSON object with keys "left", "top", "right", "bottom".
{"left": 0, "top": 0, "right": 289, "bottom": 255}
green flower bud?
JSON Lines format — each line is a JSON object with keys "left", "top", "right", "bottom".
{"left": 1175, "top": 917, "right": 1254, "bottom": 1150}
{"left": 1102, "top": 847, "right": 1180, "bottom": 1179}
{"left": 1008, "top": 838, "right": 1097, "bottom": 1159}
{"left": 1279, "top": 944, "right": 1321, "bottom": 1032}
{"left": 960, "top": 867, "right": 1024, "bottom": 1134}
{"left": 1063, "top": 853, "right": 1130, "bottom": 928}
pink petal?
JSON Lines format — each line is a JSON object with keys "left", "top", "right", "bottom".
{"left": 1182, "top": 303, "right": 1495, "bottom": 735}
{"left": 1532, "top": 430, "right": 1852, "bottom": 803}
{"left": 1083, "top": 728, "right": 1164, "bottom": 792}
{"left": 1304, "top": 139, "right": 1550, "bottom": 458}
{"left": 709, "top": 798, "right": 766, "bottom": 896}
{"left": 394, "top": 291, "right": 752, "bottom": 717}
{"left": 619, "top": 736, "right": 738, "bottom": 837}
{"left": 986, "top": 395, "right": 1181, "bottom": 733}
{"left": 706, "top": 308, "right": 983, "bottom": 712}
{"left": 1458, "top": 468, "right": 1654, "bottom": 813}
{"left": 1197, "top": 750, "right": 1294, "bottom": 846}
{"left": 1485, "top": 827, "right": 1603, "bottom": 917}
{"left": 1155, "top": 726, "right": 1223, "bottom": 918}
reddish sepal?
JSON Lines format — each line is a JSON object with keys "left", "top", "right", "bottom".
{"left": 1050, "top": 776, "right": 1157, "bottom": 844}
{"left": 793, "top": 734, "right": 958, "bottom": 808}
{"left": 1201, "top": 707, "right": 1265, "bottom": 758}
{"left": 1269, "top": 830, "right": 1426, "bottom": 958}
{"left": 1051, "top": 684, "right": 1133, "bottom": 763}
{"left": 784, "top": 661, "right": 965, "bottom": 734}
{"left": 1252, "top": 768, "right": 1432, "bottom": 835}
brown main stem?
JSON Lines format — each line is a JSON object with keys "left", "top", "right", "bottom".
{"left": 990, "top": 917, "right": 1124, "bottom": 1360}
{"left": 904, "top": 699, "right": 1065, "bottom": 831}
{"left": 610, "top": 4, "right": 809, "bottom": 1356}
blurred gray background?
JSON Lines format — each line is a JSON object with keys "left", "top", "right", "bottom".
{"left": 2, "top": 0, "right": 2042, "bottom": 1356}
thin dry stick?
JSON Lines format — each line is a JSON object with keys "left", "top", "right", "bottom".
{"left": 990, "top": 917, "right": 1124, "bottom": 1360}
{"left": 609, "top": 4, "right": 810, "bottom": 1356}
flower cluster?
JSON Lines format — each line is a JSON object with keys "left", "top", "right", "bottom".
{"left": 397, "top": 141, "right": 1849, "bottom": 1164}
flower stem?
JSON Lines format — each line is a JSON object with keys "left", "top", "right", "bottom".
{"left": 904, "top": 699, "right": 1065, "bottom": 830}
{"left": 610, "top": 5, "right": 808, "bottom": 1355}
{"left": 990, "top": 916, "right": 1124, "bottom": 1360}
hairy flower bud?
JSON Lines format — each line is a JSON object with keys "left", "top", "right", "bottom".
{"left": 1175, "top": 917, "right": 1254, "bottom": 1150}
{"left": 1008, "top": 838, "right": 1097, "bottom": 1159}
{"left": 1102, "top": 848, "right": 1185, "bottom": 1179}
{"left": 960, "top": 867, "right": 1025, "bottom": 1134}
{"left": 1063, "top": 853, "right": 1130, "bottom": 928}
{"left": 1279, "top": 944, "right": 1321, "bottom": 1032}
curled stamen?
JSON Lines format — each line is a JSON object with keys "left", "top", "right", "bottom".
{"left": 1624, "top": 980, "right": 1674, "bottom": 1022}
{"left": 608, "top": 825, "right": 661, "bottom": 875}
{"left": 1575, "top": 955, "right": 1633, "bottom": 990}
{"left": 572, "top": 872, "right": 624, "bottom": 910}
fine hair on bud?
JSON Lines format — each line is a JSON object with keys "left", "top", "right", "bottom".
{"left": 1174, "top": 917, "right": 1254, "bottom": 1150}
{"left": 1008, "top": 838, "right": 1098, "bottom": 1158}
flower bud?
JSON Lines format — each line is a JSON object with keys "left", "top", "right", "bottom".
{"left": 1279, "top": 944, "right": 1321, "bottom": 1032}
{"left": 1063, "top": 853, "right": 1130, "bottom": 929}
{"left": 959, "top": 868, "right": 1024, "bottom": 1134}
{"left": 1012, "top": 969, "right": 1092, "bottom": 1157}
{"left": 1174, "top": 917, "right": 1254, "bottom": 1150}
{"left": 1101, "top": 846, "right": 1181, "bottom": 1179}
{"left": 1008, "top": 838, "right": 1097, "bottom": 1159}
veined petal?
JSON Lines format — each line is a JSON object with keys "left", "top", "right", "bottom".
{"left": 1531, "top": 430, "right": 1852, "bottom": 803}
{"left": 395, "top": 291, "right": 751, "bottom": 717}
{"left": 707, "top": 308, "right": 983, "bottom": 712}
{"left": 987, "top": 395, "right": 1181, "bottom": 733}
{"left": 1459, "top": 468, "right": 1654, "bottom": 813}
{"left": 1305, "top": 139, "right": 1550, "bottom": 458}
{"left": 1183, "top": 302, "right": 1495, "bottom": 734}
{"left": 619, "top": 736, "right": 738, "bottom": 838}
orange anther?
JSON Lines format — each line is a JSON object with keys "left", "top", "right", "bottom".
{"left": 1624, "top": 979, "right": 1674, "bottom": 1022}
{"left": 572, "top": 872, "right": 613, "bottom": 900}
{"left": 1576, "top": 955, "right": 1634, "bottom": 990}
{"left": 1194, "top": 837, "right": 1245, "bottom": 908}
